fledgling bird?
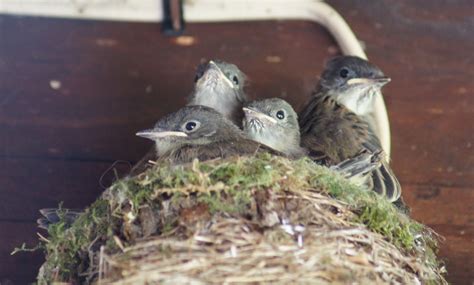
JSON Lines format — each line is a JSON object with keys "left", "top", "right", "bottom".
{"left": 298, "top": 58, "right": 401, "bottom": 203}
{"left": 38, "top": 106, "right": 263, "bottom": 232}
{"left": 315, "top": 56, "right": 390, "bottom": 143}
{"left": 242, "top": 98, "right": 383, "bottom": 186}
{"left": 38, "top": 100, "right": 387, "bottom": 231}
{"left": 188, "top": 59, "right": 248, "bottom": 125}
{"left": 131, "top": 60, "right": 248, "bottom": 174}
{"left": 242, "top": 98, "right": 306, "bottom": 158}
{"left": 136, "top": 105, "right": 270, "bottom": 164}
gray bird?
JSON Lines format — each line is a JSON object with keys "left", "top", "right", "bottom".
{"left": 316, "top": 56, "right": 390, "bottom": 144}
{"left": 188, "top": 59, "right": 247, "bottom": 124}
{"left": 132, "top": 60, "right": 247, "bottom": 174}
{"left": 38, "top": 106, "right": 267, "bottom": 232}
{"left": 243, "top": 98, "right": 382, "bottom": 187}
{"left": 298, "top": 58, "right": 401, "bottom": 203}
{"left": 37, "top": 104, "right": 384, "bottom": 231}
{"left": 136, "top": 105, "right": 270, "bottom": 164}
{"left": 37, "top": 101, "right": 385, "bottom": 231}
{"left": 242, "top": 98, "right": 306, "bottom": 158}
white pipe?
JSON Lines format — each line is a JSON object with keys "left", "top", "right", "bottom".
{"left": 0, "top": 0, "right": 391, "bottom": 157}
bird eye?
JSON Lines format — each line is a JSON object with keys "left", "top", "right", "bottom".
{"left": 339, "top": 68, "right": 349, "bottom": 78}
{"left": 232, "top": 75, "right": 239, "bottom": 85}
{"left": 183, "top": 121, "right": 200, "bottom": 132}
{"left": 276, "top": 110, "right": 285, "bottom": 120}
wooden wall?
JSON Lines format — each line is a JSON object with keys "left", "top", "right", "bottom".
{"left": 0, "top": 0, "right": 473, "bottom": 283}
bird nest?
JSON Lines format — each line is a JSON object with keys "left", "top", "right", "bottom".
{"left": 32, "top": 154, "right": 447, "bottom": 284}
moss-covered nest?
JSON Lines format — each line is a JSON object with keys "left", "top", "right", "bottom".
{"left": 31, "top": 154, "right": 446, "bottom": 284}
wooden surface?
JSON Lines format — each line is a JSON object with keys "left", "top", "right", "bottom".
{"left": 1, "top": 0, "right": 473, "bottom": 283}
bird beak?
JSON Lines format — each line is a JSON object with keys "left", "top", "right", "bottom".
{"left": 136, "top": 129, "right": 188, "bottom": 140}
{"left": 347, "top": 76, "right": 391, "bottom": 86}
{"left": 243, "top": 107, "right": 277, "bottom": 124}
{"left": 206, "top": 60, "right": 235, "bottom": 89}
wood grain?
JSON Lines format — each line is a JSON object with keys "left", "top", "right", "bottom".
{"left": 1, "top": 0, "right": 473, "bottom": 283}
{"left": 404, "top": 185, "right": 474, "bottom": 226}
{"left": 0, "top": 158, "right": 128, "bottom": 221}
{"left": 0, "top": 18, "right": 333, "bottom": 162}
{"left": 435, "top": 224, "right": 474, "bottom": 285}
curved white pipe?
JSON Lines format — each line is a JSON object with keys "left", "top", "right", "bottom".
{"left": 0, "top": 0, "right": 391, "bottom": 156}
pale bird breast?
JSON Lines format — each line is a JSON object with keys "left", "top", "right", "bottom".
{"left": 155, "top": 140, "right": 175, "bottom": 157}
{"left": 247, "top": 126, "right": 293, "bottom": 154}
{"left": 192, "top": 91, "right": 240, "bottom": 121}
{"left": 335, "top": 86, "right": 377, "bottom": 116}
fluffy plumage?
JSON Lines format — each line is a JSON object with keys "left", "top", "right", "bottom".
{"left": 319, "top": 56, "right": 390, "bottom": 140}
{"left": 137, "top": 105, "right": 274, "bottom": 164}
{"left": 188, "top": 59, "right": 247, "bottom": 124}
{"left": 299, "top": 70, "right": 401, "bottom": 203}
{"left": 243, "top": 98, "right": 306, "bottom": 158}
{"left": 132, "top": 60, "right": 247, "bottom": 174}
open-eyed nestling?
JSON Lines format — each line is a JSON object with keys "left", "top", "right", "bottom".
{"left": 37, "top": 103, "right": 384, "bottom": 231}
{"left": 39, "top": 106, "right": 266, "bottom": 231}
{"left": 37, "top": 107, "right": 386, "bottom": 232}
{"left": 317, "top": 56, "right": 390, "bottom": 146}
{"left": 131, "top": 60, "right": 247, "bottom": 174}
{"left": 298, "top": 59, "right": 401, "bottom": 203}
{"left": 188, "top": 59, "right": 247, "bottom": 125}
{"left": 242, "top": 98, "right": 383, "bottom": 187}
{"left": 136, "top": 105, "right": 273, "bottom": 164}
{"left": 242, "top": 98, "right": 306, "bottom": 158}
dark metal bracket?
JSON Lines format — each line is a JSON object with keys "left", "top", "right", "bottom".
{"left": 162, "top": 0, "right": 185, "bottom": 36}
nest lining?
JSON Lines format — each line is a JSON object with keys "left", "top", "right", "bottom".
{"left": 32, "top": 154, "right": 446, "bottom": 284}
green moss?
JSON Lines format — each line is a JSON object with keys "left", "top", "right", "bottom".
{"left": 37, "top": 199, "right": 115, "bottom": 283}
{"left": 296, "top": 160, "right": 432, "bottom": 251}
{"left": 30, "top": 154, "right": 441, "bottom": 283}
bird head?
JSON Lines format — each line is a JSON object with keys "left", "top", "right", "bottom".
{"left": 137, "top": 105, "right": 239, "bottom": 156}
{"left": 242, "top": 98, "right": 302, "bottom": 156}
{"left": 190, "top": 60, "right": 247, "bottom": 121}
{"left": 319, "top": 56, "right": 390, "bottom": 114}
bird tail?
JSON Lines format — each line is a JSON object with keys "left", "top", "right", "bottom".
{"left": 37, "top": 208, "right": 82, "bottom": 230}
{"left": 370, "top": 161, "right": 402, "bottom": 203}
{"left": 392, "top": 196, "right": 411, "bottom": 215}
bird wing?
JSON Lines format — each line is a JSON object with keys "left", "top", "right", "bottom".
{"left": 331, "top": 150, "right": 383, "bottom": 179}
{"left": 363, "top": 127, "right": 402, "bottom": 202}
{"left": 162, "top": 137, "right": 272, "bottom": 164}
{"left": 299, "top": 91, "right": 401, "bottom": 202}
{"left": 299, "top": 93, "right": 369, "bottom": 165}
